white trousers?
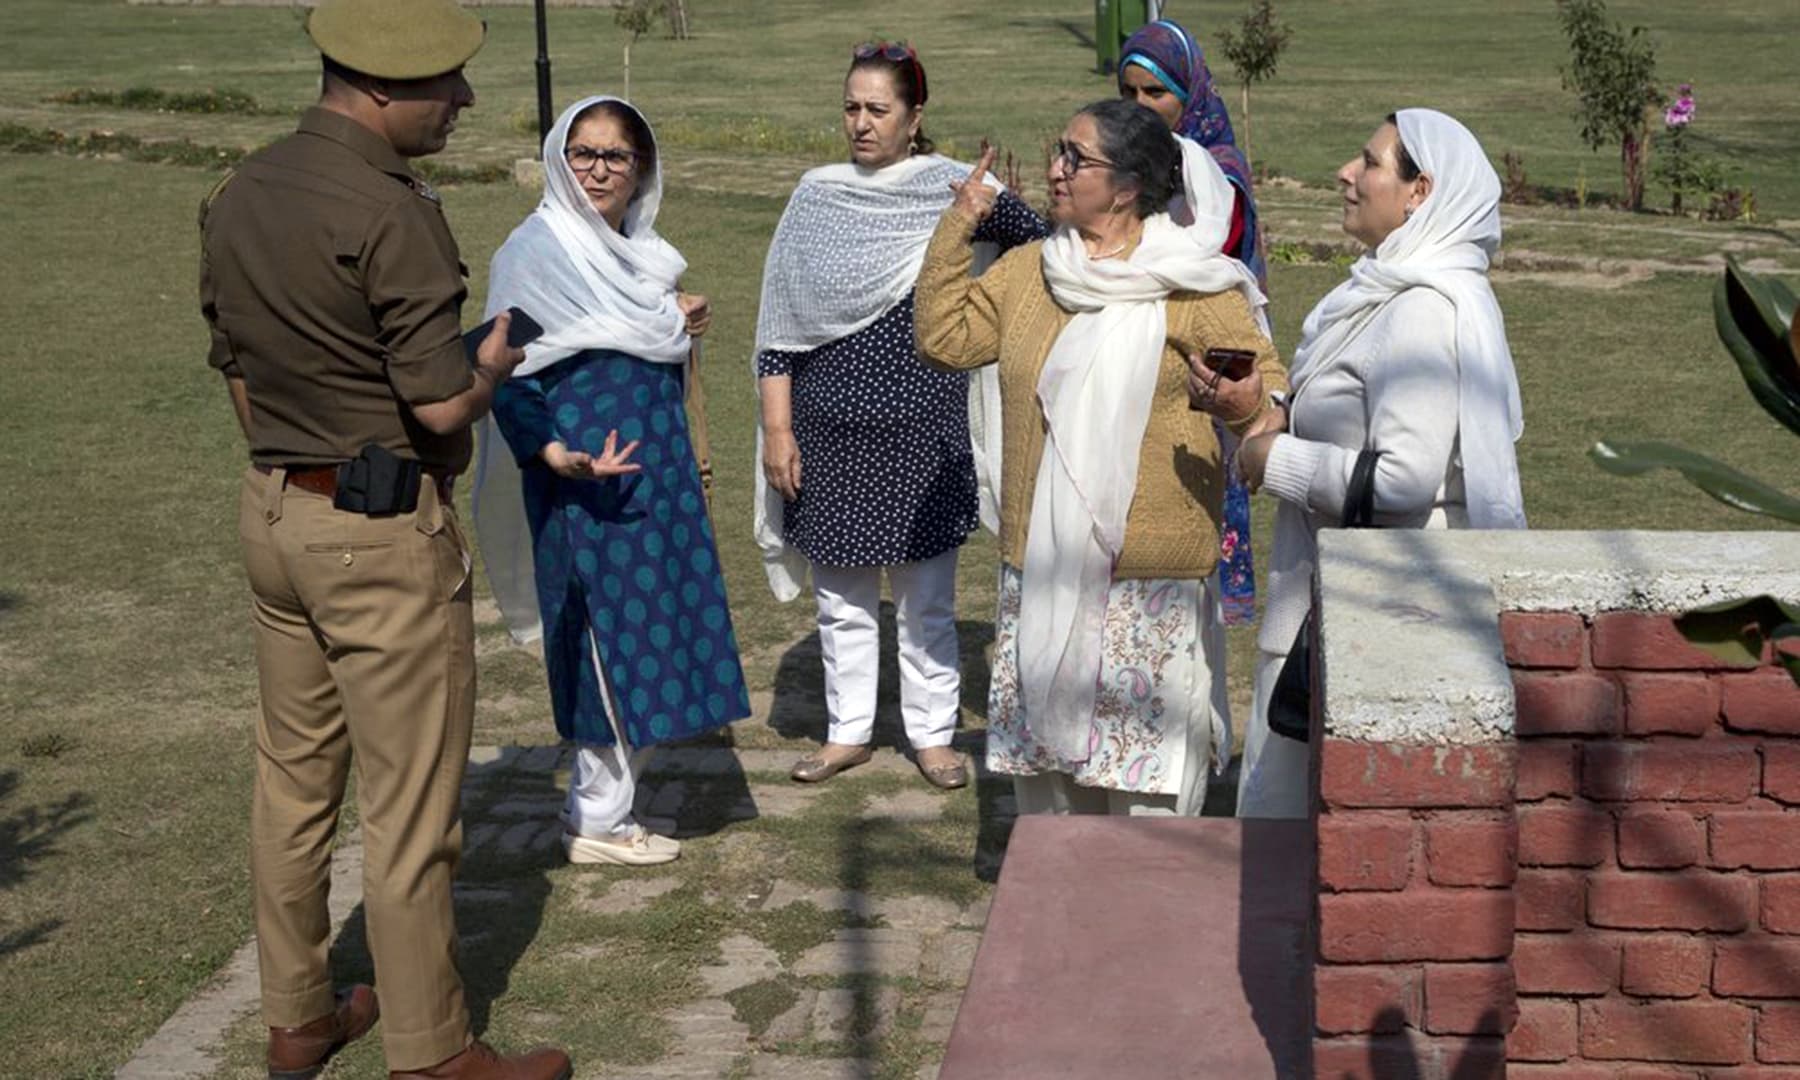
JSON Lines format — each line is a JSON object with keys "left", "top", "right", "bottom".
{"left": 1012, "top": 773, "right": 1181, "bottom": 816}
{"left": 1236, "top": 649, "right": 1312, "bottom": 819}
{"left": 565, "top": 630, "right": 656, "bottom": 838}
{"left": 811, "top": 549, "right": 960, "bottom": 749}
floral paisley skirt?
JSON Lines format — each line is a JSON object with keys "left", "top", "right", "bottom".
{"left": 985, "top": 564, "right": 1230, "bottom": 799}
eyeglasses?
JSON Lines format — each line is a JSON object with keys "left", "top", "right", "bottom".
{"left": 853, "top": 40, "right": 916, "bottom": 62}
{"left": 565, "top": 145, "right": 640, "bottom": 176}
{"left": 1050, "top": 139, "right": 1115, "bottom": 177}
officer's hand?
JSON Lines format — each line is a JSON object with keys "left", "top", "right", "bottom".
{"left": 678, "top": 292, "right": 712, "bottom": 339}
{"left": 541, "top": 434, "right": 642, "bottom": 480}
{"left": 477, "top": 311, "right": 527, "bottom": 380}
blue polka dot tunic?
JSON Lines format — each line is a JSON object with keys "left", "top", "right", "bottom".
{"left": 756, "top": 190, "right": 1050, "bottom": 568}
{"left": 491, "top": 349, "right": 750, "bottom": 749}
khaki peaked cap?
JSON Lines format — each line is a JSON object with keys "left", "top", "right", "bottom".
{"left": 307, "top": 0, "right": 486, "bottom": 81}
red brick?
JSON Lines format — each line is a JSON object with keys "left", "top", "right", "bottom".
{"left": 1423, "top": 962, "right": 1516, "bottom": 1034}
{"left": 1516, "top": 672, "right": 1623, "bottom": 736}
{"left": 1622, "top": 672, "right": 1722, "bottom": 736}
{"left": 1508, "top": 998, "right": 1579, "bottom": 1062}
{"left": 1320, "top": 888, "right": 1514, "bottom": 963}
{"left": 1759, "top": 1004, "right": 1800, "bottom": 1064}
{"left": 1710, "top": 811, "right": 1800, "bottom": 870}
{"left": 1768, "top": 744, "right": 1800, "bottom": 805}
{"left": 1425, "top": 812, "right": 1518, "bottom": 887}
{"left": 1519, "top": 741, "right": 1582, "bottom": 802}
{"left": 1716, "top": 938, "right": 1800, "bottom": 997}
{"left": 1313, "top": 1034, "right": 1421, "bottom": 1079}
{"left": 1503, "top": 611, "right": 1587, "bottom": 668}
{"left": 1593, "top": 611, "right": 1764, "bottom": 671}
{"left": 1620, "top": 935, "right": 1710, "bottom": 997}
{"left": 1583, "top": 741, "right": 1759, "bottom": 803}
{"left": 1580, "top": 997, "right": 1755, "bottom": 1063}
{"left": 1318, "top": 811, "right": 1414, "bottom": 892}
{"left": 1724, "top": 671, "right": 1800, "bottom": 734}
{"left": 1589, "top": 871, "right": 1754, "bottom": 931}
{"left": 1520, "top": 802, "right": 1614, "bottom": 867}
{"left": 1765, "top": 875, "right": 1800, "bottom": 934}
{"left": 1517, "top": 868, "right": 1587, "bottom": 931}
{"left": 1314, "top": 964, "right": 1419, "bottom": 1034}
{"left": 1619, "top": 809, "right": 1706, "bottom": 869}
{"left": 1514, "top": 931, "right": 1618, "bottom": 995}
{"left": 1708, "top": 1069, "right": 1800, "bottom": 1080}
{"left": 1507, "top": 1067, "right": 1703, "bottom": 1080}
{"left": 1320, "top": 740, "right": 1516, "bottom": 810}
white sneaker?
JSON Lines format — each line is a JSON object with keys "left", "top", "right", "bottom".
{"left": 562, "top": 823, "right": 680, "bottom": 866}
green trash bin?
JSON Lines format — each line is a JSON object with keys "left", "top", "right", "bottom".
{"left": 1095, "top": 0, "right": 1151, "bottom": 74}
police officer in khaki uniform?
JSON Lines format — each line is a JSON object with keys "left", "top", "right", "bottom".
{"left": 200, "top": 2, "right": 571, "bottom": 1077}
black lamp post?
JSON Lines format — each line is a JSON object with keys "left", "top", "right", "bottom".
{"left": 533, "top": 0, "right": 553, "bottom": 153}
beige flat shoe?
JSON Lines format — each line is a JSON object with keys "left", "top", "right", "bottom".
{"left": 790, "top": 744, "right": 873, "bottom": 783}
{"left": 563, "top": 824, "right": 680, "bottom": 866}
{"left": 915, "top": 748, "right": 969, "bottom": 790}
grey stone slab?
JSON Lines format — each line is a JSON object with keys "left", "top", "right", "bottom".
{"left": 748, "top": 1055, "right": 873, "bottom": 1078}
{"left": 496, "top": 820, "right": 555, "bottom": 855}
{"left": 576, "top": 876, "right": 681, "bottom": 916}
{"left": 486, "top": 798, "right": 562, "bottom": 819}
{"left": 645, "top": 780, "right": 689, "bottom": 818}
{"left": 919, "top": 990, "right": 963, "bottom": 1046}
{"left": 755, "top": 881, "right": 869, "bottom": 917}
{"left": 959, "top": 894, "right": 993, "bottom": 929}
{"left": 761, "top": 988, "right": 817, "bottom": 1044}
{"left": 864, "top": 788, "right": 947, "bottom": 823}
{"left": 462, "top": 823, "right": 501, "bottom": 856}
{"left": 871, "top": 894, "right": 961, "bottom": 932}
{"left": 516, "top": 744, "right": 565, "bottom": 773}
{"left": 810, "top": 985, "right": 900, "bottom": 1040}
{"left": 793, "top": 929, "right": 922, "bottom": 978}
{"left": 699, "top": 934, "right": 784, "bottom": 996}
{"left": 920, "top": 930, "right": 982, "bottom": 984}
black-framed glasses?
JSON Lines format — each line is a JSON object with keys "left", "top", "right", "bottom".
{"left": 565, "top": 145, "right": 640, "bottom": 176}
{"left": 1050, "top": 139, "right": 1114, "bottom": 176}
{"left": 853, "top": 40, "right": 916, "bottom": 62}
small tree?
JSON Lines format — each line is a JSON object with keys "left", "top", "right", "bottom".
{"left": 1557, "top": 0, "right": 1661, "bottom": 211}
{"left": 616, "top": 0, "right": 661, "bottom": 101}
{"left": 664, "top": 0, "right": 691, "bottom": 40}
{"left": 1216, "top": 0, "right": 1292, "bottom": 165}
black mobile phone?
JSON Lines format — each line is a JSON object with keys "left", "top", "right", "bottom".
{"left": 1203, "top": 347, "right": 1259, "bottom": 381}
{"left": 463, "top": 307, "right": 545, "bottom": 364}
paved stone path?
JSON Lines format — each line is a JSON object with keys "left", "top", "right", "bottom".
{"left": 115, "top": 741, "right": 998, "bottom": 1079}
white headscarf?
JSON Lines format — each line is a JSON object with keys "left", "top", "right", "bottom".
{"left": 472, "top": 96, "right": 691, "bottom": 643}
{"left": 1018, "top": 135, "right": 1267, "bottom": 763}
{"left": 751, "top": 154, "right": 1003, "bottom": 601}
{"left": 1289, "top": 107, "right": 1526, "bottom": 530}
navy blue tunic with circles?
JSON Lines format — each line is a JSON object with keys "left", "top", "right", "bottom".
{"left": 491, "top": 349, "right": 750, "bottom": 749}
{"left": 756, "top": 190, "right": 1050, "bottom": 568}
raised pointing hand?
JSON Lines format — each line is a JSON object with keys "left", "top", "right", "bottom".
{"left": 948, "top": 140, "right": 1000, "bottom": 222}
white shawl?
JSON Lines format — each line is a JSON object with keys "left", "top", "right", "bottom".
{"left": 1019, "top": 136, "right": 1267, "bottom": 763}
{"left": 472, "top": 95, "right": 692, "bottom": 644}
{"left": 751, "top": 154, "right": 1002, "bottom": 602}
{"left": 1288, "top": 107, "right": 1526, "bottom": 530}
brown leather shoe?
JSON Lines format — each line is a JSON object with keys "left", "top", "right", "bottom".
{"left": 790, "top": 742, "right": 873, "bottom": 783}
{"left": 267, "top": 984, "right": 379, "bottom": 1080}
{"left": 389, "top": 1040, "right": 572, "bottom": 1080}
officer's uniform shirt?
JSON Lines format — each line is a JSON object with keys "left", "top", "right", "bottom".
{"left": 200, "top": 107, "right": 475, "bottom": 472}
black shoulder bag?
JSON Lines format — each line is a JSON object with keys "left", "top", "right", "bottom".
{"left": 1265, "top": 448, "right": 1381, "bottom": 742}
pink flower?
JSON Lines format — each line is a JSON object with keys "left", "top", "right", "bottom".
{"left": 1664, "top": 83, "right": 1695, "bottom": 129}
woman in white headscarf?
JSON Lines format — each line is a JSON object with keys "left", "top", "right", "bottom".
{"left": 916, "top": 99, "right": 1286, "bottom": 816}
{"left": 474, "top": 96, "right": 750, "bottom": 866}
{"left": 755, "top": 42, "right": 1050, "bottom": 790}
{"left": 1234, "top": 109, "right": 1527, "bottom": 818}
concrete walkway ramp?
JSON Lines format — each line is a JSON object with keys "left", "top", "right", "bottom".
{"left": 941, "top": 816, "right": 1314, "bottom": 1079}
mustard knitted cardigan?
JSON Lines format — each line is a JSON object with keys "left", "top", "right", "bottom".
{"left": 915, "top": 207, "right": 1288, "bottom": 579}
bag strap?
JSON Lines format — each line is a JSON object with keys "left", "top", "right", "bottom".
{"left": 1342, "top": 449, "right": 1381, "bottom": 529}
{"left": 685, "top": 341, "right": 714, "bottom": 513}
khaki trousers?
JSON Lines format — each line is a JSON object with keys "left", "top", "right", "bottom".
{"left": 238, "top": 466, "right": 474, "bottom": 1070}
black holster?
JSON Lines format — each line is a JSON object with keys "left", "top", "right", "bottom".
{"left": 333, "top": 444, "right": 421, "bottom": 515}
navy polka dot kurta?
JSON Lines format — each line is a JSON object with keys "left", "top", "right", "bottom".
{"left": 756, "top": 190, "right": 1050, "bottom": 568}
{"left": 491, "top": 349, "right": 750, "bottom": 749}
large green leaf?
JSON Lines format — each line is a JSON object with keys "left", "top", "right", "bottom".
{"left": 1589, "top": 439, "right": 1800, "bottom": 524}
{"left": 1717, "top": 258, "right": 1800, "bottom": 436}
{"left": 1674, "top": 596, "right": 1800, "bottom": 685}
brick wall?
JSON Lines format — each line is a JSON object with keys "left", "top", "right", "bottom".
{"left": 1502, "top": 610, "right": 1800, "bottom": 1077}
{"left": 1309, "top": 610, "right": 1799, "bottom": 1079}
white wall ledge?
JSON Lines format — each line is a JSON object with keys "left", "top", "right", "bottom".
{"left": 1315, "top": 530, "right": 1800, "bottom": 745}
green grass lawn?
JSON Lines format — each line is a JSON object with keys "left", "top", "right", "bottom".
{"left": 2, "top": 1, "right": 1798, "bottom": 1076}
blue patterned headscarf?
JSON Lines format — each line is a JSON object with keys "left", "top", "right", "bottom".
{"left": 1120, "top": 19, "right": 1266, "bottom": 291}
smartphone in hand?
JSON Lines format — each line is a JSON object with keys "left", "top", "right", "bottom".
{"left": 462, "top": 307, "right": 545, "bottom": 365}
{"left": 1203, "top": 347, "right": 1258, "bottom": 381}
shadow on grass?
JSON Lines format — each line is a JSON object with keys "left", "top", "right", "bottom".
{"left": 0, "top": 768, "right": 91, "bottom": 958}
